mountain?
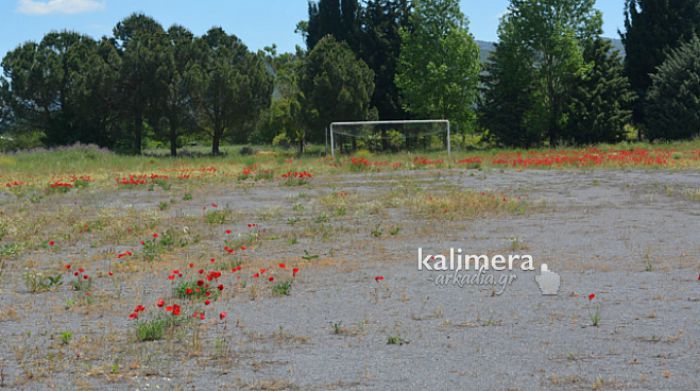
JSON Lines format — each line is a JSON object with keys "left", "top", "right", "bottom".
{"left": 476, "top": 38, "right": 625, "bottom": 63}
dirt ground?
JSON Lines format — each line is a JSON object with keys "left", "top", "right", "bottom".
{"left": 1, "top": 168, "right": 699, "bottom": 390}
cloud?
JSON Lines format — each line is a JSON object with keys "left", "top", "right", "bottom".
{"left": 17, "top": 0, "right": 105, "bottom": 15}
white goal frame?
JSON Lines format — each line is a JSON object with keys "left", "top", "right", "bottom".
{"left": 329, "top": 119, "right": 451, "bottom": 159}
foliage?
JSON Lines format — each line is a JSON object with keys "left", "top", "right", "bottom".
{"left": 646, "top": 36, "right": 700, "bottom": 140}
{"left": 622, "top": 0, "right": 700, "bottom": 127}
{"left": 563, "top": 38, "right": 636, "bottom": 144}
{"left": 396, "top": 0, "right": 480, "bottom": 134}
{"left": 193, "top": 28, "right": 273, "bottom": 155}
{"left": 299, "top": 36, "right": 375, "bottom": 146}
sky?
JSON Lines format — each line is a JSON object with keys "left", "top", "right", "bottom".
{"left": 0, "top": 0, "right": 627, "bottom": 60}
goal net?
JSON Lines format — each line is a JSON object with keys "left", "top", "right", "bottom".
{"left": 329, "top": 120, "right": 451, "bottom": 158}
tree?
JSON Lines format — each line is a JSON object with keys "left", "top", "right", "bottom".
{"left": 194, "top": 28, "right": 273, "bottom": 155}
{"left": 396, "top": 0, "right": 480, "bottom": 132}
{"left": 646, "top": 36, "right": 700, "bottom": 140}
{"left": 505, "top": 0, "right": 601, "bottom": 146}
{"left": 299, "top": 36, "right": 375, "bottom": 150}
{"left": 158, "top": 25, "right": 199, "bottom": 156}
{"left": 480, "top": 21, "right": 542, "bottom": 148}
{"left": 622, "top": 0, "right": 700, "bottom": 130}
{"left": 1, "top": 31, "right": 111, "bottom": 146}
{"left": 564, "top": 38, "right": 635, "bottom": 144}
{"left": 362, "top": 0, "right": 412, "bottom": 121}
{"left": 304, "top": 0, "right": 359, "bottom": 50}
{"left": 113, "top": 13, "right": 172, "bottom": 154}
{"left": 254, "top": 47, "right": 306, "bottom": 149}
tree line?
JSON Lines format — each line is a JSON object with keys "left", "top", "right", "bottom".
{"left": 2, "top": 0, "right": 700, "bottom": 155}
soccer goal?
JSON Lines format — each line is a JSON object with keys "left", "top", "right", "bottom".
{"left": 329, "top": 119, "right": 451, "bottom": 158}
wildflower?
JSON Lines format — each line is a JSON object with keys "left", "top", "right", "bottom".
{"left": 198, "top": 269, "right": 204, "bottom": 275}
{"left": 108, "top": 271, "right": 113, "bottom": 277}
{"left": 129, "top": 312, "right": 139, "bottom": 320}
{"left": 268, "top": 276, "right": 274, "bottom": 282}
{"left": 189, "top": 263, "right": 194, "bottom": 268}
{"left": 204, "top": 300, "right": 211, "bottom": 306}
{"left": 588, "top": 293, "right": 596, "bottom": 301}
{"left": 157, "top": 299, "right": 165, "bottom": 308}
{"left": 210, "top": 258, "right": 216, "bottom": 264}
{"left": 186, "top": 288, "right": 193, "bottom": 295}
{"left": 241, "top": 245, "right": 247, "bottom": 251}
{"left": 153, "top": 233, "right": 159, "bottom": 239}
{"left": 259, "top": 268, "right": 266, "bottom": 274}
{"left": 293, "top": 267, "right": 299, "bottom": 278}
{"left": 199, "top": 313, "right": 205, "bottom": 320}
{"left": 48, "top": 241, "right": 55, "bottom": 247}
{"left": 211, "top": 202, "right": 218, "bottom": 208}
{"left": 83, "top": 275, "right": 89, "bottom": 280}
{"left": 278, "top": 263, "right": 286, "bottom": 269}
{"left": 219, "top": 312, "right": 227, "bottom": 320}
{"left": 65, "top": 264, "right": 71, "bottom": 270}
{"left": 225, "top": 230, "right": 232, "bottom": 235}
{"left": 375, "top": 276, "right": 385, "bottom": 282}
{"left": 253, "top": 273, "right": 260, "bottom": 279}
{"left": 168, "top": 275, "right": 175, "bottom": 281}
{"left": 217, "top": 284, "right": 224, "bottom": 291}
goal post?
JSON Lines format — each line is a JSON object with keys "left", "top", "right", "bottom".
{"left": 329, "top": 119, "right": 451, "bottom": 159}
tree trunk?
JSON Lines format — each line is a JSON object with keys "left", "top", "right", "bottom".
{"left": 133, "top": 111, "right": 143, "bottom": 155}
{"left": 212, "top": 128, "right": 222, "bottom": 155}
{"left": 169, "top": 124, "right": 177, "bottom": 157}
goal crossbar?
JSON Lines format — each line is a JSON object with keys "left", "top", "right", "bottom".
{"left": 329, "top": 119, "right": 451, "bottom": 159}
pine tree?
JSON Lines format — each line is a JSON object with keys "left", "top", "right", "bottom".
{"left": 622, "top": 0, "right": 700, "bottom": 130}
{"left": 564, "top": 39, "right": 635, "bottom": 144}
{"left": 646, "top": 36, "right": 700, "bottom": 140}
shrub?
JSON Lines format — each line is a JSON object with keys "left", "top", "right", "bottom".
{"left": 646, "top": 36, "right": 700, "bottom": 140}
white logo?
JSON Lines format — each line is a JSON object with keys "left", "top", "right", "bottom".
{"left": 535, "top": 264, "right": 560, "bottom": 295}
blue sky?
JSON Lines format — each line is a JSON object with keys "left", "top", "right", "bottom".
{"left": 0, "top": 0, "right": 626, "bottom": 59}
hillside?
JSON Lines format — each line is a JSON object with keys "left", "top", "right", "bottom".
{"left": 476, "top": 38, "right": 625, "bottom": 63}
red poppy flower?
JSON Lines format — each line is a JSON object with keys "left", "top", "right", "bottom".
{"left": 292, "top": 267, "right": 299, "bottom": 278}
{"left": 217, "top": 284, "right": 224, "bottom": 291}
{"left": 253, "top": 273, "right": 260, "bottom": 279}
{"left": 83, "top": 275, "right": 89, "bottom": 280}
{"left": 140, "top": 241, "right": 145, "bottom": 246}
{"left": 129, "top": 312, "right": 138, "bottom": 320}
{"left": 268, "top": 276, "right": 274, "bottom": 282}
{"left": 189, "top": 263, "right": 195, "bottom": 268}
{"left": 205, "top": 291, "right": 211, "bottom": 297}
{"left": 153, "top": 233, "right": 159, "bottom": 239}
{"left": 375, "top": 276, "right": 385, "bottom": 282}
{"left": 168, "top": 274, "right": 175, "bottom": 281}
{"left": 211, "top": 203, "right": 218, "bottom": 208}
{"left": 204, "top": 300, "right": 211, "bottom": 306}
{"left": 278, "top": 263, "right": 286, "bottom": 269}
{"left": 210, "top": 258, "right": 216, "bottom": 263}
{"left": 199, "top": 313, "right": 205, "bottom": 320}
{"left": 172, "top": 304, "right": 181, "bottom": 316}
{"left": 79, "top": 268, "right": 85, "bottom": 273}
{"left": 157, "top": 299, "right": 165, "bottom": 308}
{"left": 225, "top": 230, "right": 232, "bottom": 235}
{"left": 259, "top": 268, "right": 266, "bottom": 274}
{"left": 240, "top": 245, "right": 247, "bottom": 251}
{"left": 65, "top": 264, "right": 71, "bottom": 270}
{"left": 48, "top": 241, "right": 55, "bottom": 247}
{"left": 108, "top": 271, "right": 113, "bottom": 276}
{"left": 588, "top": 293, "right": 596, "bottom": 301}
{"left": 198, "top": 269, "right": 204, "bottom": 274}
{"left": 186, "top": 288, "right": 193, "bottom": 295}
{"left": 219, "top": 312, "right": 227, "bottom": 320}
{"left": 197, "top": 280, "right": 204, "bottom": 287}
{"left": 74, "top": 271, "right": 79, "bottom": 276}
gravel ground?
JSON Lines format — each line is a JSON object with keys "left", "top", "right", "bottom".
{"left": 1, "top": 169, "right": 699, "bottom": 390}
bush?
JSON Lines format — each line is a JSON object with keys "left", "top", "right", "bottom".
{"left": 272, "top": 133, "right": 291, "bottom": 148}
{"left": 646, "top": 36, "right": 700, "bottom": 140}
{"left": 0, "top": 130, "right": 45, "bottom": 152}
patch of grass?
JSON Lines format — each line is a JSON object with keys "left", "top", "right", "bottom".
{"left": 59, "top": 331, "right": 72, "bottom": 346}
{"left": 387, "top": 335, "right": 409, "bottom": 346}
{"left": 136, "top": 318, "right": 166, "bottom": 342}
{"left": 205, "top": 209, "right": 233, "bottom": 225}
{"left": 271, "top": 280, "right": 292, "bottom": 296}
{"left": 407, "top": 189, "right": 531, "bottom": 220}
{"left": 23, "top": 271, "right": 62, "bottom": 293}
{"left": 183, "top": 193, "right": 193, "bottom": 201}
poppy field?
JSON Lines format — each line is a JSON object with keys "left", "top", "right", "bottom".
{"left": 1, "top": 143, "right": 700, "bottom": 390}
